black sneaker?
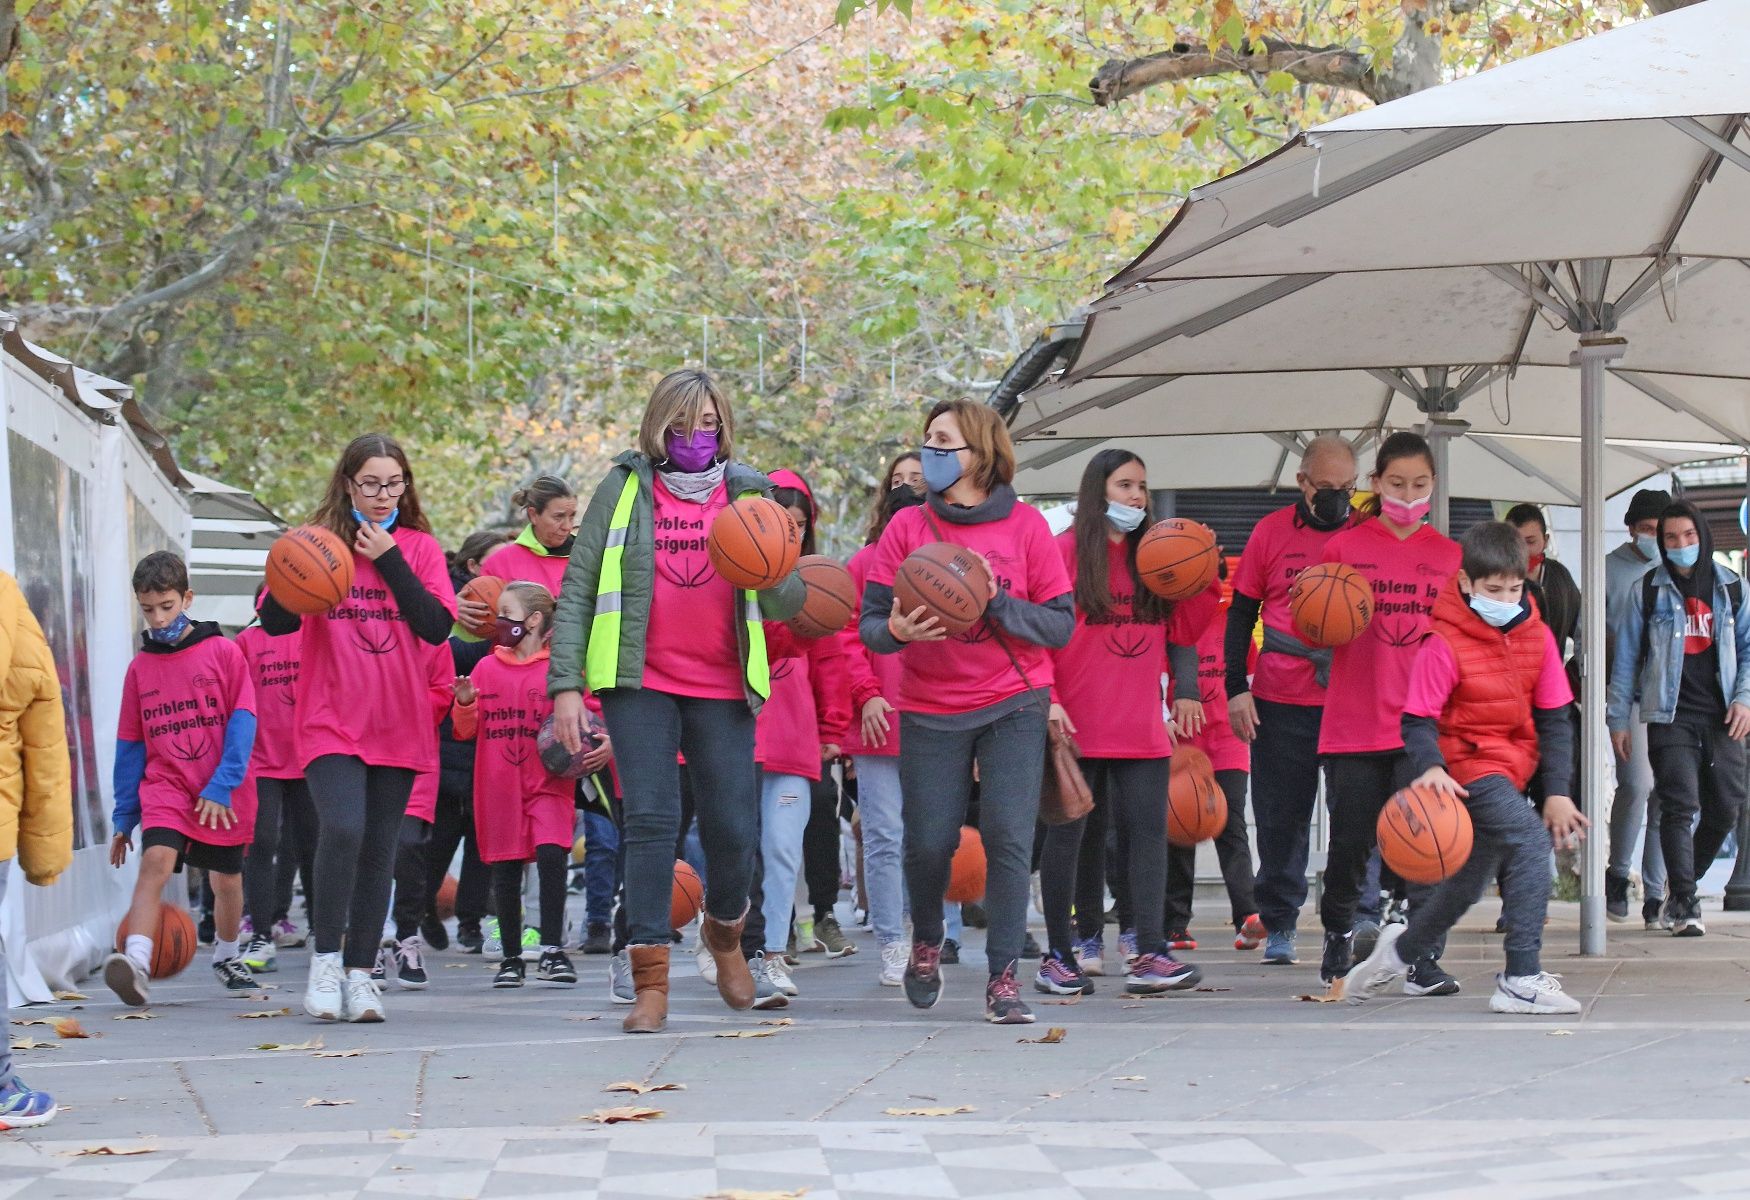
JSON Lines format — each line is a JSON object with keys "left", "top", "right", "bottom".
{"left": 1643, "top": 897, "right": 1671, "bottom": 932}
{"left": 492, "top": 957, "right": 526, "bottom": 988}
{"left": 939, "top": 938, "right": 961, "bottom": 965}
{"left": 420, "top": 914, "right": 450, "bottom": 951}
{"left": 1671, "top": 895, "right": 1706, "bottom": 937}
{"left": 537, "top": 949, "right": 578, "bottom": 983}
{"left": 213, "top": 957, "right": 257, "bottom": 992}
{"left": 903, "top": 940, "right": 944, "bottom": 1009}
{"left": 581, "top": 925, "right": 612, "bottom": 956}
{"left": 393, "top": 937, "right": 428, "bottom": 990}
{"left": 984, "top": 962, "right": 1035, "bottom": 1024}
{"left": 1021, "top": 931, "right": 1043, "bottom": 958}
{"left": 456, "top": 921, "right": 484, "bottom": 954}
{"left": 1605, "top": 872, "right": 1630, "bottom": 923}
{"left": 1320, "top": 929, "right": 1354, "bottom": 984}
{"left": 197, "top": 910, "right": 216, "bottom": 945}
{"left": 1403, "top": 956, "right": 1460, "bottom": 996}
{"left": 961, "top": 902, "right": 988, "bottom": 929}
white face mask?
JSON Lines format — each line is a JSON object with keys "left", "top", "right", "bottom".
{"left": 1105, "top": 500, "right": 1148, "bottom": 533}
{"left": 1468, "top": 593, "right": 1520, "bottom": 628}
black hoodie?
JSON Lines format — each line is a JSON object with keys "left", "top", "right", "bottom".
{"left": 1659, "top": 499, "right": 1725, "bottom": 718}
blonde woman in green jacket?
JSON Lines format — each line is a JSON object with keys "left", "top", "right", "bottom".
{"left": 548, "top": 369, "right": 804, "bottom": 1033}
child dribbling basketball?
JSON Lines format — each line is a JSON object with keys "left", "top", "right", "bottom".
{"left": 1346, "top": 522, "right": 1587, "bottom": 1014}
{"left": 105, "top": 552, "right": 260, "bottom": 1006}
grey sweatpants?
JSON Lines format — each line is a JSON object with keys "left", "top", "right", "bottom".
{"left": 1396, "top": 773, "right": 1552, "bottom": 978}
{"left": 1608, "top": 706, "right": 1665, "bottom": 900}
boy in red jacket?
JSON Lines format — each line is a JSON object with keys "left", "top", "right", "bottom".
{"left": 1346, "top": 522, "right": 1588, "bottom": 1015}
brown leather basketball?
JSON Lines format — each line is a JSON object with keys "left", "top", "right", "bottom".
{"left": 1378, "top": 783, "right": 1474, "bottom": 885}
{"left": 894, "top": 542, "right": 992, "bottom": 636}
{"left": 1289, "top": 560, "right": 1374, "bottom": 647}
{"left": 458, "top": 575, "right": 505, "bottom": 637}
{"left": 707, "top": 497, "right": 802, "bottom": 590}
{"left": 116, "top": 904, "right": 197, "bottom": 979}
{"left": 1167, "top": 744, "right": 1226, "bottom": 846}
{"left": 787, "top": 555, "right": 857, "bottom": 639}
{"left": 1136, "top": 519, "right": 1219, "bottom": 600}
{"left": 265, "top": 525, "right": 353, "bottom": 614}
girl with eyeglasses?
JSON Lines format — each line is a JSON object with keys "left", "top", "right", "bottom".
{"left": 258, "top": 433, "right": 457, "bottom": 1023}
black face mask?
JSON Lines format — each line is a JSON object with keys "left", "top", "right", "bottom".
{"left": 1301, "top": 488, "right": 1351, "bottom": 530}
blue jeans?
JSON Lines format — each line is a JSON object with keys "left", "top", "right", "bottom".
{"left": 854, "top": 756, "right": 906, "bottom": 945}
{"left": 758, "top": 772, "right": 813, "bottom": 954}
{"left": 581, "top": 809, "right": 620, "bottom": 929}
{"left": 1250, "top": 699, "right": 1326, "bottom": 933}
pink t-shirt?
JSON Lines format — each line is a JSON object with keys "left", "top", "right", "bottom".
{"left": 1403, "top": 628, "right": 1573, "bottom": 719}
{"left": 1319, "top": 518, "right": 1463, "bottom": 755}
{"left": 479, "top": 539, "right": 569, "bottom": 597}
{"left": 118, "top": 634, "right": 258, "bottom": 846}
{"left": 1231, "top": 505, "right": 1349, "bottom": 707}
{"left": 294, "top": 527, "right": 457, "bottom": 772}
{"left": 643, "top": 476, "right": 743, "bottom": 701}
{"left": 1185, "top": 580, "right": 1250, "bottom": 774}
{"left": 405, "top": 641, "right": 457, "bottom": 823}
{"left": 867, "top": 501, "right": 1072, "bottom": 716}
{"left": 235, "top": 625, "right": 300, "bottom": 780}
{"left": 841, "top": 544, "right": 905, "bottom": 758}
{"left": 1050, "top": 531, "right": 1171, "bottom": 759}
{"left": 756, "top": 629, "right": 851, "bottom": 781}
{"left": 458, "top": 649, "right": 574, "bottom": 863}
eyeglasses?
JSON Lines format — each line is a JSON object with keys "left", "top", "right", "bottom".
{"left": 351, "top": 477, "right": 407, "bottom": 498}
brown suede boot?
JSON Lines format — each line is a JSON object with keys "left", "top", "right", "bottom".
{"left": 623, "top": 944, "right": 670, "bottom": 1034}
{"left": 699, "top": 908, "right": 755, "bottom": 1010}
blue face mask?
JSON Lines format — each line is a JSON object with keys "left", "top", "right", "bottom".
{"left": 1467, "top": 593, "right": 1521, "bottom": 629}
{"left": 1105, "top": 500, "right": 1148, "bottom": 533}
{"left": 921, "top": 446, "right": 966, "bottom": 494}
{"left": 1634, "top": 533, "right": 1659, "bottom": 560}
{"left": 146, "top": 612, "right": 192, "bottom": 644}
{"left": 1668, "top": 543, "right": 1701, "bottom": 569}
{"left": 352, "top": 507, "right": 399, "bottom": 531}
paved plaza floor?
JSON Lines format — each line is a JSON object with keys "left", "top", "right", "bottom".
{"left": 7, "top": 892, "right": 1750, "bottom": 1199}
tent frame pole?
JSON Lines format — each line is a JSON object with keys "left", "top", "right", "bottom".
{"left": 1573, "top": 333, "right": 1626, "bottom": 957}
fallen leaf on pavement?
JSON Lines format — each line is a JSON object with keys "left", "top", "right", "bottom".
{"left": 757, "top": 1017, "right": 795, "bottom": 1026}
{"left": 714, "top": 1029, "right": 777, "bottom": 1038}
{"left": 566, "top": 1015, "right": 601, "bottom": 1022}
{"left": 254, "top": 1036, "right": 324, "bottom": 1052}
{"left": 578, "top": 1106, "right": 664, "bottom": 1124}
{"left": 11, "top": 1037, "right": 58, "bottom": 1050}
{"left": 384, "top": 1129, "right": 414, "bottom": 1140}
{"left": 113, "top": 1012, "right": 157, "bottom": 1020}
{"left": 1548, "top": 1029, "right": 1574, "bottom": 1037}
{"left": 53, "top": 991, "right": 89, "bottom": 1001}
{"left": 444, "top": 963, "right": 473, "bottom": 969}
{"left": 64, "top": 1146, "right": 154, "bottom": 1157}
{"left": 303, "top": 1097, "right": 355, "bottom": 1107}
{"left": 11, "top": 1018, "right": 50, "bottom": 1026}
{"left": 1193, "top": 987, "right": 1231, "bottom": 993}
{"left": 1113, "top": 1075, "right": 1145, "bottom": 1081}
{"left": 882, "top": 1106, "right": 975, "bottom": 1117}
{"left": 1039, "top": 1091, "right": 1063, "bottom": 1100}
{"left": 1020, "top": 1027, "right": 1067, "bottom": 1044}
{"left": 703, "top": 1190, "right": 810, "bottom": 1200}
{"left": 52, "top": 1017, "right": 93, "bottom": 1039}
{"left": 237, "top": 1009, "right": 291, "bottom": 1019}
{"left": 1294, "top": 992, "right": 1343, "bottom": 1004}
{"left": 604, "top": 1081, "right": 686, "bottom": 1095}
{"left": 1040, "top": 995, "right": 1080, "bottom": 1006}
{"left": 312, "top": 1049, "right": 362, "bottom": 1058}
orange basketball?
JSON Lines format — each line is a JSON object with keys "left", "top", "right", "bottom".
{"left": 435, "top": 873, "right": 458, "bottom": 920}
{"left": 1289, "top": 561, "right": 1373, "bottom": 647}
{"left": 265, "top": 525, "right": 353, "bottom": 614}
{"left": 115, "top": 904, "right": 197, "bottom": 980}
{"left": 1136, "top": 519, "right": 1219, "bottom": 600}
{"left": 1167, "top": 744, "right": 1227, "bottom": 846}
{"left": 894, "top": 543, "right": 992, "bottom": 636}
{"left": 708, "top": 497, "right": 802, "bottom": 590}
{"left": 1378, "top": 783, "right": 1474, "bottom": 885}
{"left": 945, "top": 826, "right": 986, "bottom": 903}
{"left": 671, "top": 860, "right": 704, "bottom": 930}
{"left": 458, "top": 575, "right": 505, "bottom": 637}
{"left": 787, "top": 555, "right": 857, "bottom": 639}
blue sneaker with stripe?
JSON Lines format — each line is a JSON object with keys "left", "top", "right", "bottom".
{"left": 0, "top": 1073, "right": 57, "bottom": 1129}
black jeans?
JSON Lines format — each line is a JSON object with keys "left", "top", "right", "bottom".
{"left": 804, "top": 774, "right": 843, "bottom": 923}
{"left": 246, "top": 777, "right": 315, "bottom": 933}
{"left": 1250, "top": 699, "right": 1327, "bottom": 933}
{"left": 1041, "top": 756, "right": 1171, "bottom": 955}
{"left": 270, "top": 779, "right": 318, "bottom": 925}
{"left": 599, "top": 688, "right": 760, "bottom": 947}
{"left": 1165, "top": 768, "right": 1259, "bottom": 932}
{"left": 1321, "top": 750, "right": 1414, "bottom": 936}
{"left": 391, "top": 815, "right": 431, "bottom": 942}
{"left": 492, "top": 844, "right": 569, "bottom": 951}
{"left": 304, "top": 755, "right": 415, "bottom": 969}
{"left": 899, "top": 702, "right": 1048, "bottom": 975}
{"left": 425, "top": 764, "right": 489, "bottom": 928}
{"left": 1649, "top": 714, "right": 1749, "bottom": 902}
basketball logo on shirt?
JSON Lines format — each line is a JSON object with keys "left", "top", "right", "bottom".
{"left": 658, "top": 556, "right": 713, "bottom": 589}
{"left": 771, "top": 658, "right": 796, "bottom": 683}
{"left": 1105, "top": 628, "right": 1149, "bottom": 659}
{"left": 167, "top": 732, "right": 210, "bottom": 763}
{"left": 353, "top": 625, "right": 400, "bottom": 656}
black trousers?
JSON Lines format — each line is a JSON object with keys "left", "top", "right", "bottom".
{"left": 1650, "top": 713, "right": 1750, "bottom": 901}
{"left": 803, "top": 773, "right": 843, "bottom": 922}
{"left": 246, "top": 777, "right": 315, "bottom": 933}
{"left": 425, "top": 764, "right": 489, "bottom": 927}
{"left": 304, "top": 755, "right": 414, "bottom": 969}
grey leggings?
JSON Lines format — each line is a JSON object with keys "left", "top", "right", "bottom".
{"left": 305, "top": 755, "right": 415, "bottom": 969}
{"left": 899, "top": 701, "right": 1048, "bottom": 976}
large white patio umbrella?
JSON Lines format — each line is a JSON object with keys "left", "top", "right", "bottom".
{"left": 1010, "top": 0, "right": 1750, "bottom": 952}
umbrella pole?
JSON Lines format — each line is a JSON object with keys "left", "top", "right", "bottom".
{"left": 1573, "top": 334, "right": 1626, "bottom": 956}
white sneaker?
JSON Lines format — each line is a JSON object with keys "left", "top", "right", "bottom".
{"left": 1488, "top": 971, "right": 1582, "bottom": 1015}
{"left": 103, "top": 952, "right": 151, "bottom": 1008}
{"left": 878, "top": 941, "right": 908, "bottom": 987}
{"left": 765, "top": 953, "right": 799, "bottom": 997}
{"left": 1344, "top": 923, "right": 1409, "bottom": 1005}
{"left": 344, "top": 969, "right": 385, "bottom": 1022}
{"left": 695, "top": 942, "right": 718, "bottom": 986}
{"left": 609, "top": 950, "right": 635, "bottom": 1005}
{"left": 303, "top": 952, "right": 345, "bottom": 1021}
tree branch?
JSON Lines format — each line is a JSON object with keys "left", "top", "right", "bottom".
{"left": 0, "top": 131, "right": 69, "bottom": 258}
{"left": 1090, "top": 37, "right": 1378, "bottom": 107}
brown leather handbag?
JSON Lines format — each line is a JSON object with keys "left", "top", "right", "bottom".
{"left": 1037, "top": 721, "right": 1093, "bottom": 826}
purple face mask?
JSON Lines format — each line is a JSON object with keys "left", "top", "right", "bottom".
{"left": 664, "top": 428, "right": 719, "bottom": 472}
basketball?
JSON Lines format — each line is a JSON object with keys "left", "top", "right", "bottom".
{"left": 945, "top": 826, "right": 986, "bottom": 903}
{"left": 115, "top": 904, "right": 197, "bottom": 980}
{"left": 787, "top": 555, "right": 858, "bottom": 639}
{"left": 264, "top": 525, "right": 352, "bottom": 614}
{"left": 458, "top": 575, "right": 505, "bottom": 637}
{"left": 537, "top": 714, "right": 595, "bottom": 779}
{"left": 707, "top": 497, "right": 802, "bottom": 590}
{"left": 671, "top": 860, "right": 704, "bottom": 930}
{"left": 435, "top": 874, "right": 458, "bottom": 920}
{"left": 1167, "top": 744, "right": 1227, "bottom": 846}
{"left": 1378, "top": 783, "right": 1474, "bottom": 885}
{"left": 894, "top": 543, "right": 992, "bottom": 636}
{"left": 1136, "top": 519, "right": 1219, "bottom": 600}
{"left": 1289, "top": 561, "right": 1374, "bottom": 647}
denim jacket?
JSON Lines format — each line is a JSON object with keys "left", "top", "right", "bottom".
{"left": 1606, "top": 561, "right": 1750, "bottom": 729}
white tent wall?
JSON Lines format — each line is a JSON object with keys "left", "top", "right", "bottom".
{"left": 1, "top": 336, "right": 192, "bottom": 1006}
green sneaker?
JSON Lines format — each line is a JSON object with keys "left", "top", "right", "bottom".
{"left": 810, "top": 914, "right": 857, "bottom": 959}
{"left": 520, "top": 926, "right": 541, "bottom": 962}
{"left": 483, "top": 917, "right": 502, "bottom": 957}
{"left": 242, "top": 934, "right": 277, "bottom": 974}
